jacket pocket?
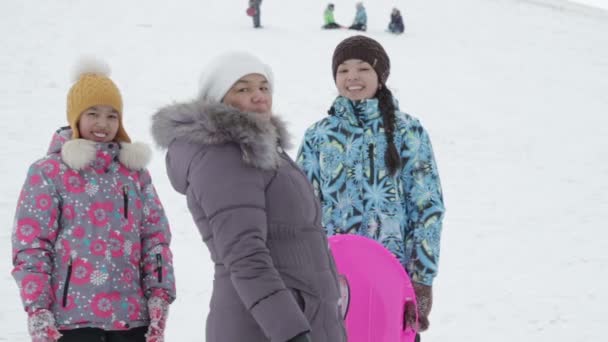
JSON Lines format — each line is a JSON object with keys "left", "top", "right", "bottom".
{"left": 290, "top": 288, "right": 305, "bottom": 312}
{"left": 289, "top": 288, "right": 320, "bottom": 322}
{"left": 156, "top": 253, "right": 163, "bottom": 283}
{"left": 62, "top": 258, "right": 73, "bottom": 307}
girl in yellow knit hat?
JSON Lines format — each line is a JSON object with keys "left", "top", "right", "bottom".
{"left": 11, "top": 58, "right": 176, "bottom": 342}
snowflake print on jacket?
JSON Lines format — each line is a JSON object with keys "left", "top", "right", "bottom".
{"left": 297, "top": 96, "right": 445, "bottom": 285}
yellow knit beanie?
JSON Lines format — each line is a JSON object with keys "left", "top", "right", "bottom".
{"left": 66, "top": 58, "right": 130, "bottom": 142}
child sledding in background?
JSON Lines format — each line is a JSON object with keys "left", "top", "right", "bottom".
{"left": 11, "top": 58, "right": 176, "bottom": 342}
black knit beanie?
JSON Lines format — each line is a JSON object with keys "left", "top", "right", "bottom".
{"left": 332, "top": 35, "right": 390, "bottom": 83}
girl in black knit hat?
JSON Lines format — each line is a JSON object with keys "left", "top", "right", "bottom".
{"left": 297, "top": 35, "right": 446, "bottom": 341}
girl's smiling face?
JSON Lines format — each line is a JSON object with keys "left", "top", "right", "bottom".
{"left": 335, "top": 59, "right": 379, "bottom": 101}
{"left": 77, "top": 105, "right": 120, "bottom": 142}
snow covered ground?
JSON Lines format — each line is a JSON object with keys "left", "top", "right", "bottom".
{"left": 561, "top": 0, "right": 608, "bottom": 11}
{"left": 1, "top": 0, "right": 607, "bottom": 341}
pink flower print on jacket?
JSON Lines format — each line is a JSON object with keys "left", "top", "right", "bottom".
{"left": 130, "top": 243, "right": 141, "bottom": 266}
{"left": 91, "top": 292, "right": 116, "bottom": 318}
{"left": 21, "top": 274, "right": 46, "bottom": 301}
{"left": 63, "top": 170, "right": 86, "bottom": 193}
{"left": 70, "top": 259, "right": 93, "bottom": 286}
{"left": 108, "top": 230, "right": 125, "bottom": 258}
{"left": 88, "top": 202, "right": 114, "bottom": 227}
{"left": 12, "top": 129, "right": 176, "bottom": 329}
{"left": 60, "top": 240, "right": 72, "bottom": 264}
{"left": 118, "top": 163, "right": 132, "bottom": 177}
{"left": 48, "top": 208, "right": 58, "bottom": 230}
{"left": 122, "top": 212, "right": 135, "bottom": 232}
{"left": 63, "top": 204, "right": 76, "bottom": 220}
{"left": 30, "top": 174, "right": 42, "bottom": 186}
{"left": 61, "top": 294, "right": 76, "bottom": 311}
{"left": 121, "top": 268, "right": 134, "bottom": 285}
{"left": 90, "top": 239, "right": 107, "bottom": 257}
{"left": 72, "top": 226, "right": 85, "bottom": 239}
{"left": 91, "top": 150, "right": 112, "bottom": 174}
{"left": 127, "top": 296, "right": 141, "bottom": 321}
{"left": 35, "top": 194, "right": 53, "bottom": 211}
{"left": 15, "top": 218, "right": 41, "bottom": 244}
{"left": 39, "top": 159, "right": 60, "bottom": 178}
{"left": 146, "top": 209, "right": 161, "bottom": 225}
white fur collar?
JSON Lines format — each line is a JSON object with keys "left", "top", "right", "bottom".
{"left": 61, "top": 139, "right": 151, "bottom": 171}
{"left": 151, "top": 101, "right": 292, "bottom": 171}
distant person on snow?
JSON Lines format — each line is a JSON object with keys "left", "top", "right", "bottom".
{"left": 348, "top": 2, "right": 367, "bottom": 31}
{"left": 248, "top": 0, "right": 263, "bottom": 28}
{"left": 323, "top": 3, "right": 342, "bottom": 29}
{"left": 388, "top": 8, "right": 405, "bottom": 34}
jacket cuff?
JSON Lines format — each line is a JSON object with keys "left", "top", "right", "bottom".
{"left": 250, "top": 289, "right": 310, "bottom": 341}
{"left": 412, "top": 272, "right": 435, "bottom": 286}
{"left": 147, "top": 288, "right": 173, "bottom": 303}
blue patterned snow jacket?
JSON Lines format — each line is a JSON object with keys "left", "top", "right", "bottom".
{"left": 297, "top": 96, "right": 445, "bottom": 285}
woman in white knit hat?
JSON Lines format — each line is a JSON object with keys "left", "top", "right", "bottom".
{"left": 151, "top": 51, "right": 347, "bottom": 342}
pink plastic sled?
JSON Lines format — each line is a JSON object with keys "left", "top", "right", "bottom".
{"left": 329, "top": 234, "right": 417, "bottom": 342}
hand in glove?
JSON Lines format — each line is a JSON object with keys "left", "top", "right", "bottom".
{"left": 28, "top": 309, "right": 62, "bottom": 342}
{"left": 145, "top": 294, "right": 170, "bottom": 342}
{"left": 286, "top": 331, "right": 312, "bottom": 342}
{"left": 404, "top": 283, "right": 433, "bottom": 332}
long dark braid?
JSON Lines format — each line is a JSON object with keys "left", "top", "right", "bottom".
{"left": 376, "top": 85, "right": 402, "bottom": 176}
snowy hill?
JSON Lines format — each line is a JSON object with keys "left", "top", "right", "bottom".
{"left": 1, "top": 0, "right": 607, "bottom": 341}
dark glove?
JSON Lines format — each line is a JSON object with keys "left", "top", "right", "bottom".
{"left": 287, "top": 331, "right": 312, "bottom": 342}
{"left": 404, "top": 283, "right": 433, "bottom": 332}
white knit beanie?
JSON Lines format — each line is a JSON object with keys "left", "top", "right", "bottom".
{"left": 198, "top": 51, "right": 274, "bottom": 103}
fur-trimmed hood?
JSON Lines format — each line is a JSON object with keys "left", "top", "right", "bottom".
{"left": 48, "top": 127, "right": 151, "bottom": 171}
{"left": 150, "top": 98, "right": 292, "bottom": 171}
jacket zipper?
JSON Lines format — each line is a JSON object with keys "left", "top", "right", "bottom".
{"left": 62, "top": 257, "right": 73, "bottom": 307}
{"left": 368, "top": 144, "right": 375, "bottom": 184}
{"left": 156, "top": 254, "right": 163, "bottom": 283}
{"left": 122, "top": 185, "right": 129, "bottom": 219}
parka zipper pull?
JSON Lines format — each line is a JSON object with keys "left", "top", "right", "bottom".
{"left": 62, "top": 257, "right": 73, "bottom": 307}
{"left": 368, "top": 144, "right": 375, "bottom": 184}
{"left": 156, "top": 254, "right": 163, "bottom": 283}
{"left": 122, "top": 185, "right": 129, "bottom": 219}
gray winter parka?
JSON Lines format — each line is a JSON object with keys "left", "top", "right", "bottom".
{"left": 151, "top": 100, "right": 346, "bottom": 342}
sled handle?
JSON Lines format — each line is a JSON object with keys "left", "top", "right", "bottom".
{"left": 337, "top": 274, "right": 350, "bottom": 320}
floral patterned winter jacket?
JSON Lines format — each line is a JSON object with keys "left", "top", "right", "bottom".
{"left": 297, "top": 96, "right": 445, "bottom": 286}
{"left": 11, "top": 127, "right": 176, "bottom": 331}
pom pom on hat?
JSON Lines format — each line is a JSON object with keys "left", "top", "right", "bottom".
{"left": 70, "top": 56, "right": 111, "bottom": 82}
{"left": 198, "top": 51, "right": 274, "bottom": 103}
{"left": 66, "top": 57, "right": 130, "bottom": 142}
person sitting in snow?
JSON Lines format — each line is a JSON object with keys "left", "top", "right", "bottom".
{"left": 348, "top": 2, "right": 367, "bottom": 31}
{"left": 322, "top": 3, "right": 342, "bottom": 29}
{"left": 388, "top": 7, "right": 405, "bottom": 34}
{"left": 11, "top": 58, "right": 176, "bottom": 342}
